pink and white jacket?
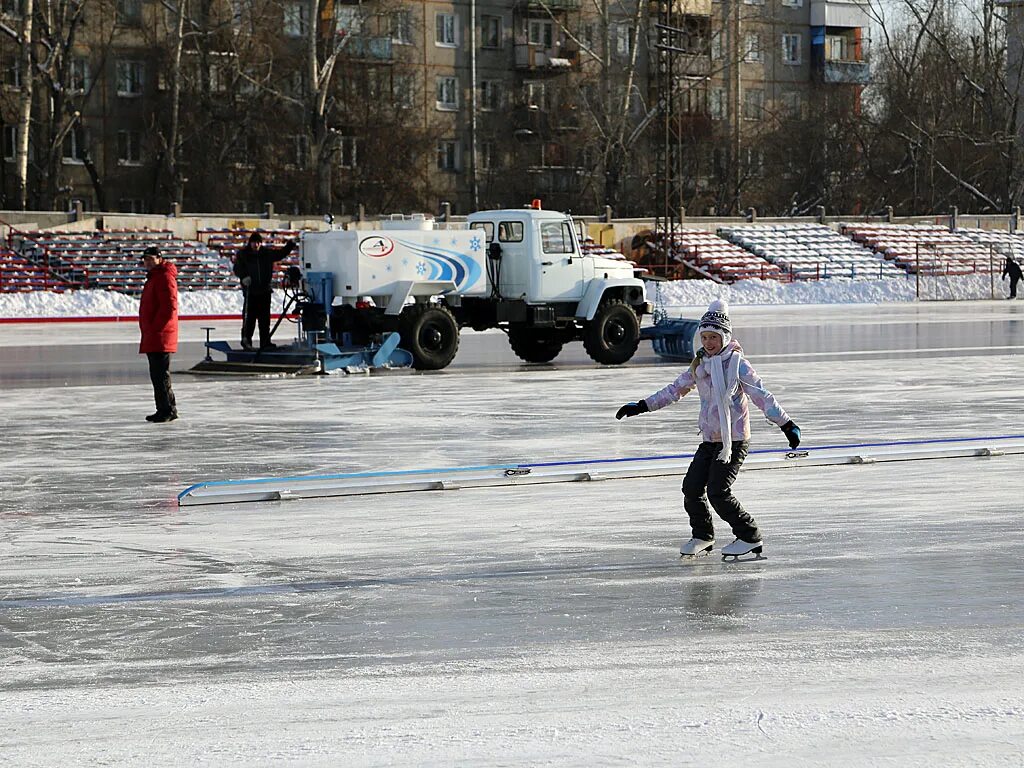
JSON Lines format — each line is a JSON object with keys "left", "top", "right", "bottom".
{"left": 645, "top": 340, "right": 790, "bottom": 454}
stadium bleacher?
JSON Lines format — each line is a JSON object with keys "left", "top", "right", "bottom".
{"left": 841, "top": 224, "right": 999, "bottom": 275}
{"left": 13, "top": 229, "right": 238, "bottom": 294}
{"left": 667, "top": 230, "right": 782, "bottom": 282}
{"left": 719, "top": 223, "right": 902, "bottom": 280}
{"left": 0, "top": 247, "right": 68, "bottom": 292}
{"left": 957, "top": 228, "right": 1024, "bottom": 263}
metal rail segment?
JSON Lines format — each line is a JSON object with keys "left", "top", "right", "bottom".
{"left": 177, "top": 435, "right": 1024, "bottom": 507}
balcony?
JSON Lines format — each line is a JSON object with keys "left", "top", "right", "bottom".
{"left": 514, "top": 43, "right": 579, "bottom": 71}
{"left": 517, "top": 0, "right": 581, "bottom": 11}
{"left": 810, "top": 0, "right": 871, "bottom": 28}
{"left": 341, "top": 36, "right": 393, "bottom": 62}
{"left": 818, "top": 58, "right": 869, "bottom": 84}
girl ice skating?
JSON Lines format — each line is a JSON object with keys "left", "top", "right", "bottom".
{"left": 616, "top": 299, "right": 801, "bottom": 560}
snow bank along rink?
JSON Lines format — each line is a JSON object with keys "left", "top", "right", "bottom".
{"left": 1, "top": 302, "right": 1023, "bottom": 766}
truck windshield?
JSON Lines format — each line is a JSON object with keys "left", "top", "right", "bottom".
{"left": 540, "top": 221, "right": 574, "bottom": 254}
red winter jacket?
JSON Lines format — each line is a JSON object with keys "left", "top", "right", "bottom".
{"left": 139, "top": 261, "right": 179, "bottom": 353}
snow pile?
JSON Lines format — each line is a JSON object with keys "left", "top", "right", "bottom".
{"left": 0, "top": 273, "right": 1003, "bottom": 319}
{"left": 0, "top": 289, "right": 251, "bottom": 319}
{"left": 650, "top": 274, "right": 998, "bottom": 307}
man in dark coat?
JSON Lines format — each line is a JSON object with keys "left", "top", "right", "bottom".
{"left": 1002, "top": 255, "right": 1022, "bottom": 299}
{"left": 233, "top": 232, "right": 297, "bottom": 349}
{"left": 139, "top": 246, "right": 179, "bottom": 422}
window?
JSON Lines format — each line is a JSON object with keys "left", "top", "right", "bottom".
{"left": 293, "top": 135, "right": 310, "bottom": 168}
{"left": 3, "top": 60, "right": 20, "bottom": 89}
{"left": 3, "top": 125, "right": 15, "bottom": 161}
{"left": 743, "top": 88, "right": 764, "bottom": 120}
{"left": 743, "top": 0, "right": 764, "bottom": 5}
{"left": 710, "top": 30, "right": 722, "bottom": 60}
{"left": 498, "top": 221, "right": 523, "bottom": 242}
{"left": 480, "top": 80, "right": 501, "bottom": 111}
{"left": 580, "top": 24, "right": 596, "bottom": 49}
{"left": 781, "top": 0, "right": 803, "bottom": 7}
{"left": 612, "top": 23, "right": 633, "bottom": 58}
{"left": 826, "top": 35, "right": 848, "bottom": 61}
{"left": 391, "top": 10, "right": 412, "bottom": 44}
{"left": 393, "top": 73, "right": 415, "bottom": 108}
{"left": 210, "top": 62, "right": 229, "bottom": 92}
{"left": 525, "top": 81, "right": 546, "bottom": 110}
{"left": 117, "top": 130, "right": 142, "bottom": 165}
{"left": 338, "top": 136, "right": 357, "bottom": 168}
{"left": 68, "top": 58, "right": 89, "bottom": 94}
{"left": 529, "top": 19, "right": 553, "bottom": 48}
{"left": 284, "top": 2, "right": 309, "bottom": 37}
{"left": 782, "top": 33, "right": 801, "bottom": 65}
{"left": 116, "top": 60, "right": 144, "bottom": 96}
{"left": 481, "top": 15, "right": 501, "bottom": 48}
{"left": 436, "top": 13, "right": 457, "bottom": 46}
{"left": 436, "top": 76, "right": 458, "bottom": 110}
{"left": 540, "top": 221, "right": 574, "bottom": 254}
{"left": 437, "top": 139, "right": 460, "bottom": 171}
{"left": 479, "top": 142, "right": 496, "bottom": 171}
{"left": 116, "top": 0, "right": 141, "bottom": 25}
{"left": 470, "top": 221, "right": 494, "bottom": 241}
{"left": 743, "top": 147, "right": 764, "bottom": 177}
{"left": 62, "top": 126, "right": 85, "bottom": 163}
{"left": 710, "top": 86, "right": 727, "bottom": 120}
{"left": 230, "top": 0, "right": 248, "bottom": 32}
{"left": 744, "top": 33, "right": 761, "bottom": 63}
{"left": 781, "top": 91, "right": 803, "bottom": 119}
{"left": 335, "top": 6, "right": 361, "bottom": 36}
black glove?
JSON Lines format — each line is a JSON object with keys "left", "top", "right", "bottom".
{"left": 615, "top": 400, "right": 649, "bottom": 420}
{"left": 781, "top": 420, "right": 801, "bottom": 449}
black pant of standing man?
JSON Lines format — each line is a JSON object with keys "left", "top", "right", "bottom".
{"left": 146, "top": 352, "right": 177, "bottom": 419}
{"left": 241, "top": 291, "right": 273, "bottom": 349}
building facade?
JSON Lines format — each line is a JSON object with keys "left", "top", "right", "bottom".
{"left": 0, "top": 0, "right": 870, "bottom": 216}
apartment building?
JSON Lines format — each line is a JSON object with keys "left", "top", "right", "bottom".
{"left": 0, "top": 0, "right": 869, "bottom": 216}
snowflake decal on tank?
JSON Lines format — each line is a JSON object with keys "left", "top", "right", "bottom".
{"left": 416, "top": 261, "right": 428, "bottom": 275}
{"left": 469, "top": 236, "right": 482, "bottom": 252}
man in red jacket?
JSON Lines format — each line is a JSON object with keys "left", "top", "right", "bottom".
{"left": 139, "top": 246, "right": 179, "bottom": 422}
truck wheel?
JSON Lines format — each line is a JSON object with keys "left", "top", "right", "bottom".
{"left": 583, "top": 299, "right": 640, "bottom": 365}
{"left": 399, "top": 303, "right": 460, "bottom": 370}
{"left": 508, "top": 327, "right": 563, "bottom": 364}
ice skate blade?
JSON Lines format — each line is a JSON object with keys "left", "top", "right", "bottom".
{"left": 680, "top": 550, "right": 713, "bottom": 561}
{"left": 722, "top": 551, "right": 767, "bottom": 563}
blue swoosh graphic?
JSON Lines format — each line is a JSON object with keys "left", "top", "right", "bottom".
{"left": 395, "top": 239, "right": 482, "bottom": 291}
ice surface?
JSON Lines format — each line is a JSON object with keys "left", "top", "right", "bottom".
{"left": 1, "top": 304, "right": 1023, "bottom": 766}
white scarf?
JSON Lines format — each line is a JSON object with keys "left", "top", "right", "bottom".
{"left": 704, "top": 348, "right": 742, "bottom": 463}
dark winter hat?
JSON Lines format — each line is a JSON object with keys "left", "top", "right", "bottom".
{"left": 697, "top": 298, "right": 732, "bottom": 347}
{"left": 142, "top": 246, "right": 161, "bottom": 257}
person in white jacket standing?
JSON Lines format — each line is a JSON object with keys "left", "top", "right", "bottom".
{"left": 615, "top": 299, "right": 801, "bottom": 560}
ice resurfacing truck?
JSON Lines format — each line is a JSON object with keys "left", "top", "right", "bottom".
{"left": 300, "top": 207, "right": 651, "bottom": 370}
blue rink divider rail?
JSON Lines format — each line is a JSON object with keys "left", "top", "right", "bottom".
{"left": 177, "top": 434, "right": 1024, "bottom": 507}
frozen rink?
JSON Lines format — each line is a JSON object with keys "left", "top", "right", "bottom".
{"left": 2, "top": 302, "right": 1024, "bottom": 766}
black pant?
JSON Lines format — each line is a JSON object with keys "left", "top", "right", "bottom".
{"left": 242, "top": 290, "right": 273, "bottom": 346}
{"left": 146, "top": 352, "right": 177, "bottom": 416}
{"left": 1010, "top": 275, "right": 1020, "bottom": 299}
{"left": 681, "top": 441, "right": 760, "bottom": 542}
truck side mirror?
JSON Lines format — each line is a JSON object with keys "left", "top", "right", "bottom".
{"left": 487, "top": 241, "right": 502, "bottom": 260}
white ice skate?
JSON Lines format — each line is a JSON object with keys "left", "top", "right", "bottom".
{"left": 721, "top": 538, "right": 765, "bottom": 561}
{"left": 680, "top": 538, "right": 714, "bottom": 558}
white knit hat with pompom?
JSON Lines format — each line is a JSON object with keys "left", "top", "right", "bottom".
{"left": 696, "top": 298, "right": 732, "bottom": 348}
